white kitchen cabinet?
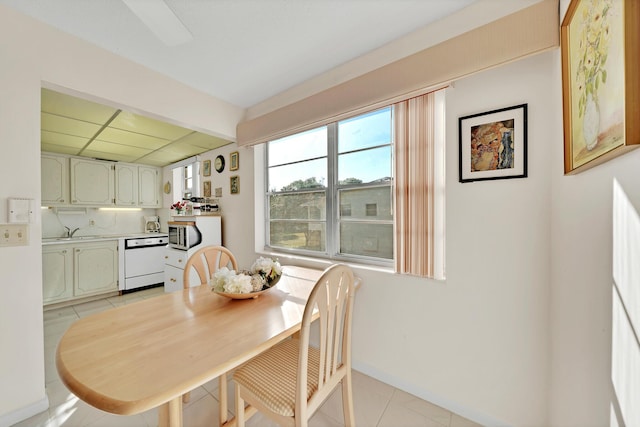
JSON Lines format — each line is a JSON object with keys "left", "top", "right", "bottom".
{"left": 164, "top": 216, "right": 222, "bottom": 292}
{"left": 74, "top": 241, "right": 119, "bottom": 297}
{"left": 43, "top": 155, "right": 160, "bottom": 208}
{"left": 41, "top": 153, "right": 69, "bottom": 205}
{"left": 42, "top": 240, "right": 119, "bottom": 305}
{"left": 164, "top": 248, "right": 188, "bottom": 291}
{"left": 138, "top": 165, "right": 160, "bottom": 207}
{"left": 115, "top": 163, "right": 138, "bottom": 206}
{"left": 70, "top": 158, "right": 115, "bottom": 205}
{"left": 42, "top": 245, "right": 73, "bottom": 304}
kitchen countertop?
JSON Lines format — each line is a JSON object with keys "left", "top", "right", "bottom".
{"left": 42, "top": 232, "right": 168, "bottom": 245}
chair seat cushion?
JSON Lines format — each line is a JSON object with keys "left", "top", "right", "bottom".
{"left": 233, "top": 339, "right": 320, "bottom": 417}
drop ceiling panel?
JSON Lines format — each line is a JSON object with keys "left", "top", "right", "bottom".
{"left": 41, "top": 113, "right": 102, "bottom": 138}
{"left": 81, "top": 150, "right": 135, "bottom": 163}
{"left": 153, "top": 143, "right": 202, "bottom": 157}
{"left": 41, "top": 89, "right": 117, "bottom": 124}
{"left": 88, "top": 140, "right": 153, "bottom": 157}
{"left": 41, "top": 131, "right": 88, "bottom": 149}
{"left": 42, "top": 144, "right": 82, "bottom": 155}
{"left": 178, "top": 132, "right": 229, "bottom": 150}
{"left": 110, "top": 111, "right": 193, "bottom": 140}
{"left": 138, "top": 150, "right": 187, "bottom": 165}
{"left": 97, "top": 127, "right": 171, "bottom": 150}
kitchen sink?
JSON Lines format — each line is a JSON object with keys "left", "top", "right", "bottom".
{"left": 43, "top": 236, "right": 101, "bottom": 242}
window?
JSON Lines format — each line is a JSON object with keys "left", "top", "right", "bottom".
{"left": 266, "top": 107, "right": 393, "bottom": 264}
{"left": 170, "top": 156, "right": 200, "bottom": 202}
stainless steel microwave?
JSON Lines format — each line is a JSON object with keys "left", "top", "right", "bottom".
{"left": 168, "top": 221, "right": 202, "bottom": 250}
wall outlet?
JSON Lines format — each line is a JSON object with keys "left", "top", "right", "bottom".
{"left": 0, "top": 224, "right": 29, "bottom": 247}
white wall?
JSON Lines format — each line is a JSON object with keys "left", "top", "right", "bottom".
{"left": 547, "top": 2, "right": 640, "bottom": 425}
{"left": 159, "top": 143, "right": 257, "bottom": 269}
{"left": 0, "top": 6, "right": 243, "bottom": 425}
{"left": 346, "top": 53, "right": 555, "bottom": 426}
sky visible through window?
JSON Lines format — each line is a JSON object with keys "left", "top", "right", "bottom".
{"left": 268, "top": 108, "right": 392, "bottom": 191}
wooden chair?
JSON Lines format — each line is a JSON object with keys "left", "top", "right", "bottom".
{"left": 233, "top": 264, "right": 357, "bottom": 427}
{"left": 182, "top": 245, "right": 238, "bottom": 288}
{"left": 182, "top": 245, "right": 238, "bottom": 410}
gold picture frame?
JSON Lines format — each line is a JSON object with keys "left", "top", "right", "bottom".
{"left": 230, "top": 175, "right": 239, "bottom": 195}
{"left": 203, "top": 160, "right": 211, "bottom": 177}
{"left": 230, "top": 151, "right": 239, "bottom": 171}
{"left": 561, "top": 0, "right": 640, "bottom": 174}
{"left": 203, "top": 180, "right": 211, "bottom": 197}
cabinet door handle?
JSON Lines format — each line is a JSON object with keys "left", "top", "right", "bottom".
{"left": 170, "top": 278, "right": 176, "bottom": 282}
{"left": 178, "top": 259, "right": 183, "bottom": 263}
{"left": 164, "top": 256, "right": 169, "bottom": 259}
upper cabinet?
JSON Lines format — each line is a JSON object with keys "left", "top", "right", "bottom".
{"left": 70, "top": 158, "right": 115, "bottom": 205}
{"left": 115, "top": 164, "right": 160, "bottom": 207}
{"left": 42, "top": 154, "right": 69, "bottom": 205}
{"left": 42, "top": 153, "right": 161, "bottom": 208}
{"left": 115, "top": 164, "right": 138, "bottom": 206}
{"left": 138, "top": 166, "right": 160, "bottom": 207}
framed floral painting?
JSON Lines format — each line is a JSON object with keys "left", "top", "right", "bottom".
{"left": 561, "top": 0, "right": 640, "bottom": 174}
{"left": 458, "top": 104, "right": 527, "bottom": 183}
{"left": 230, "top": 176, "right": 239, "bottom": 195}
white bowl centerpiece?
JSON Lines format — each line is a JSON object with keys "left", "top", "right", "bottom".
{"left": 211, "top": 257, "right": 282, "bottom": 299}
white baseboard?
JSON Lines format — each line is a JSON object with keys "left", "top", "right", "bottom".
{"left": 0, "top": 396, "right": 49, "bottom": 427}
{"left": 352, "top": 360, "right": 510, "bottom": 427}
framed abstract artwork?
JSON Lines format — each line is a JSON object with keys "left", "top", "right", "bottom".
{"left": 459, "top": 104, "right": 528, "bottom": 183}
{"left": 561, "top": 0, "right": 640, "bottom": 174}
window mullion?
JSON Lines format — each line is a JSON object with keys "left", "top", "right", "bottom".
{"left": 326, "top": 123, "right": 338, "bottom": 257}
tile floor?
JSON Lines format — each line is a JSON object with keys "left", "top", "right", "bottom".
{"left": 16, "top": 287, "right": 481, "bottom": 427}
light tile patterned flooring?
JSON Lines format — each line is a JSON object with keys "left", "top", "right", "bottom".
{"left": 17, "top": 287, "right": 482, "bottom": 427}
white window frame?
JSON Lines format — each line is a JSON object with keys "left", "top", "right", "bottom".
{"left": 170, "top": 155, "right": 200, "bottom": 202}
{"left": 259, "top": 108, "right": 394, "bottom": 267}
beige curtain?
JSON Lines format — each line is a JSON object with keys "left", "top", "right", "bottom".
{"left": 394, "top": 92, "right": 436, "bottom": 277}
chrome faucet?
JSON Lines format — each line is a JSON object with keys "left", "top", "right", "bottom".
{"left": 64, "top": 226, "right": 80, "bottom": 238}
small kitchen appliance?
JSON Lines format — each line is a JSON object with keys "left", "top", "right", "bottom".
{"left": 168, "top": 221, "right": 202, "bottom": 250}
{"left": 144, "top": 216, "right": 160, "bottom": 233}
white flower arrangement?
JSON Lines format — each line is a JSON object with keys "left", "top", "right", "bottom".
{"left": 211, "top": 257, "right": 282, "bottom": 295}
{"left": 250, "top": 257, "right": 282, "bottom": 283}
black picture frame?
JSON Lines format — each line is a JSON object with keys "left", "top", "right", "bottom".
{"left": 459, "top": 104, "right": 528, "bottom": 183}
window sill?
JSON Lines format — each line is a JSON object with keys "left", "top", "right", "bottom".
{"left": 256, "top": 249, "right": 394, "bottom": 275}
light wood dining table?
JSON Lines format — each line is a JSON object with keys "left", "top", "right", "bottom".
{"left": 56, "top": 265, "right": 324, "bottom": 427}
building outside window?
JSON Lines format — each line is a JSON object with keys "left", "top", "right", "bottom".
{"left": 266, "top": 107, "right": 393, "bottom": 264}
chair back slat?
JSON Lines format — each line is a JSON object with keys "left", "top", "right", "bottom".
{"left": 298, "top": 264, "right": 355, "bottom": 405}
{"left": 183, "top": 245, "right": 238, "bottom": 288}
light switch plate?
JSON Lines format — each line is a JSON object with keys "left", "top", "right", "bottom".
{"left": 0, "top": 224, "right": 29, "bottom": 246}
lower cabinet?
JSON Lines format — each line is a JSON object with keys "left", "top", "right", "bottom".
{"left": 43, "top": 240, "right": 119, "bottom": 305}
{"left": 164, "top": 248, "right": 188, "bottom": 292}
{"left": 42, "top": 246, "right": 73, "bottom": 304}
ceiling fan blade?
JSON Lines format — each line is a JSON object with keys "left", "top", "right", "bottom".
{"left": 121, "top": 0, "right": 192, "bottom": 46}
